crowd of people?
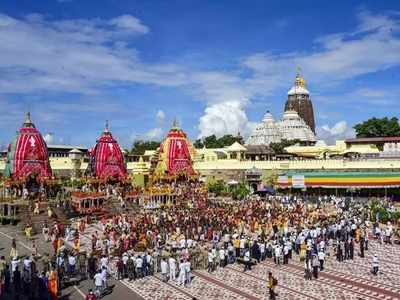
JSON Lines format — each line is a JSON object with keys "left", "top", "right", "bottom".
{"left": 0, "top": 183, "right": 399, "bottom": 300}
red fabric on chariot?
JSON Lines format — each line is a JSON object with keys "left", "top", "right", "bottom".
{"left": 167, "top": 133, "right": 195, "bottom": 176}
{"left": 90, "top": 123, "right": 127, "bottom": 181}
{"left": 154, "top": 122, "right": 196, "bottom": 179}
{"left": 11, "top": 113, "right": 52, "bottom": 180}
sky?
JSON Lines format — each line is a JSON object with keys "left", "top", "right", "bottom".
{"left": 0, "top": 0, "right": 399, "bottom": 148}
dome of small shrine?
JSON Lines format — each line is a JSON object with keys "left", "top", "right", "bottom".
{"left": 4, "top": 112, "right": 52, "bottom": 180}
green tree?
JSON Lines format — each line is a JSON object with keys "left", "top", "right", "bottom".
{"left": 269, "top": 139, "right": 300, "bottom": 154}
{"left": 195, "top": 134, "right": 245, "bottom": 148}
{"left": 130, "top": 140, "right": 160, "bottom": 155}
{"left": 194, "top": 139, "right": 204, "bottom": 148}
{"left": 353, "top": 117, "right": 400, "bottom": 138}
{"left": 203, "top": 135, "right": 220, "bottom": 148}
{"left": 207, "top": 180, "right": 227, "bottom": 195}
{"left": 229, "top": 182, "right": 250, "bottom": 200}
{"left": 262, "top": 169, "right": 278, "bottom": 186}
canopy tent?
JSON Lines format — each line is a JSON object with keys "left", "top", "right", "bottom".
{"left": 87, "top": 121, "right": 127, "bottom": 181}
{"left": 227, "top": 180, "right": 239, "bottom": 185}
{"left": 278, "top": 171, "right": 400, "bottom": 189}
{"left": 4, "top": 113, "right": 52, "bottom": 181}
{"left": 153, "top": 120, "right": 197, "bottom": 181}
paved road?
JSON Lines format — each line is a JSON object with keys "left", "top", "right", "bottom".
{"left": 2, "top": 223, "right": 400, "bottom": 300}
{"left": 0, "top": 224, "right": 144, "bottom": 300}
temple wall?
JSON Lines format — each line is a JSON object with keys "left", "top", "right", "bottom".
{"left": 194, "top": 158, "right": 400, "bottom": 171}
{"left": 1, "top": 157, "right": 400, "bottom": 178}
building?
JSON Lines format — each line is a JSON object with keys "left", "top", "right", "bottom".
{"left": 247, "top": 110, "right": 316, "bottom": 146}
{"left": 284, "top": 72, "right": 316, "bottom": 133}
{"left": 246, "top": 111, "right": 281, "bottom": 145}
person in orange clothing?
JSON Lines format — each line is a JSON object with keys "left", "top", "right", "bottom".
{"left": 48, "top": 268, "right": 58, "bottom": 300}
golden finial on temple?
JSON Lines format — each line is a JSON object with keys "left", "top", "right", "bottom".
{"left": 295, "top": 67, "right": 306, "bottom": 88}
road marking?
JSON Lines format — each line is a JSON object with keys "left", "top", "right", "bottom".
{"left": 73, "top": 285, "right": 86, "bottom": 298}
{"left": 0, "top": 231, "right": 34, "bottom": 251}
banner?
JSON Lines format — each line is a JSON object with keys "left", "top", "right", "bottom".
{"left": 277, "top": 176, "right": 289, "bottom": 184}
{"left": 292, "top": 175, "right": 305, "bottom": 188}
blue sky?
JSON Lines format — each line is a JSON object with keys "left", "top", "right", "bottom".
{"left": 0, "top": 0, "right": 399, "bottom": 148}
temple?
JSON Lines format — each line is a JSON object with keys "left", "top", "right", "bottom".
{"left": 284, "top": 70, "right": 316, "bottom": 133}
{"left": 4, "top": 112, "right": 52, "bottom": 180}
{"left": 246, "top": 110, "right": 316, "bottom": 145}
{"left": 87, "top": 121, "right": 127, "bottom": 181}
{"left": 152, "top": 119, "right": 197, "bottom": 181}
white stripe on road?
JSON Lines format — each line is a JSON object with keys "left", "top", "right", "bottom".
{"left": 73, "top": 285, "right": 87, "bottom": 299}
{"left": 0, "top": 231, "right": 34, "bottom": 251}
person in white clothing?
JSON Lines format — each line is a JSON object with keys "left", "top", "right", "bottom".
{"left": 185, "top": 261, "right": 191, "bottom": 284}
{"left": 207, "top": 250, "right": 214, "bottom": 273}
{"left": 94, "top": 271, "right": 104, "bottom": 297}
{"left": 135, "top": 256, "right": 143, "bottom": 278}
{"left": 168, "top": 256, "right": 177, "bottom": 281}
{"left": 372, "top": 254, "right": 379, "bottom": 275}
{"left": 178, "top": 260, "right": 186, "bottom": 286}
{"left": 160, "top": 258, "right": 169, "bottom": 282}
{"left": 318, "top": 250, "right": 325, "bottom": 271}
{"left": 219, "top": 248, "right": 226, "bottom": 268}
{"left": 243, "top": 249, "right": 251, "bottom": 271}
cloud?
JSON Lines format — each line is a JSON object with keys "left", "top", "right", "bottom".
{"left": 109, "top": 15, "right": 149, "bottom": 34}
{"left": 242, "top": 10, "right": 400, "bottom": 87}
{"left": 0, "top": 10, "right": 400, "bottom": 141}
{"left": 193, "top": 10, "right": 400, "bottom": 138}
{"left": 0, "top": 13, "right": 185, "bottom": 95}
{"left": 198, "top": 101, "right": 252, "bottom": 138}
{"left": 156, "top": 110, "right": 166, "bottom": 123}
{"left": 43, "top": 133, "right": 54, "bottom": 144}
{"left": 143, "top": 127, "right": 163, "bottom": 140}
{"left": 317, "top": 121, "right": 355, "bottom": 144}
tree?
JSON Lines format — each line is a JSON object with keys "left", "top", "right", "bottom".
{"left": 194, "top": 139, "right": 204, "bottom": 148}
{"left": 194, "top": 134, "right": 245, "bottom": 149}
{"left": 269, "top": 139, "right": 300, "bottom": 154}
{"left": 130, "top": 140, "right": 160, "bottom": 155}
{"left": 262, "top": 169, "right": 278, "bottom": 186}
{"left": 207, "top": 180, "right": 227, "bottom": 195}
{"left": 229, "top": 182, "right": 250, "bottom": 200}
{"left": 353, "top": 117, "right": 400, "bottom": 138}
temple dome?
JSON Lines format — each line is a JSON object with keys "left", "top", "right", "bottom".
{"left": 246, "top": 111, "right": 282, "bottom": 145}
{"left": 279, "top": 110, "right": 316, "bottom": 142}
{"left": 4, "top": 112, "right": 52, "bottom": 180}
{"left": 247, "top": 110, "right": 315, "bottom": 146}
{"left": 262, "top": 111, "right": 274, "bottom": 122}
{"left": 87, "top": 121, "right": 127, "bottom": 181}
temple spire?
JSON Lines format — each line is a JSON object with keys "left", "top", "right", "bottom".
{"left": 104, "top": 120, "right": 110, "bottom": 133}
{"left": 172, "top": 117, "right": 180, "bottom": 130}
{"left": 23, "top": 112, "right": 35, "bottom": 128}
{"left": 295, "top": 67, "right": 306, "bottom": 88}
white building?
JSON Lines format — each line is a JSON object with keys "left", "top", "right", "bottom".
{"left": 247, "top": 110, "right": 316, "bottom": 146}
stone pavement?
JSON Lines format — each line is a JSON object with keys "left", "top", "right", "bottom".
{"left": 2, "top": 222, "right": 400, "bottom": 300}
{"left": 102, "top": 239, "right": 400, "bottom": 300}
